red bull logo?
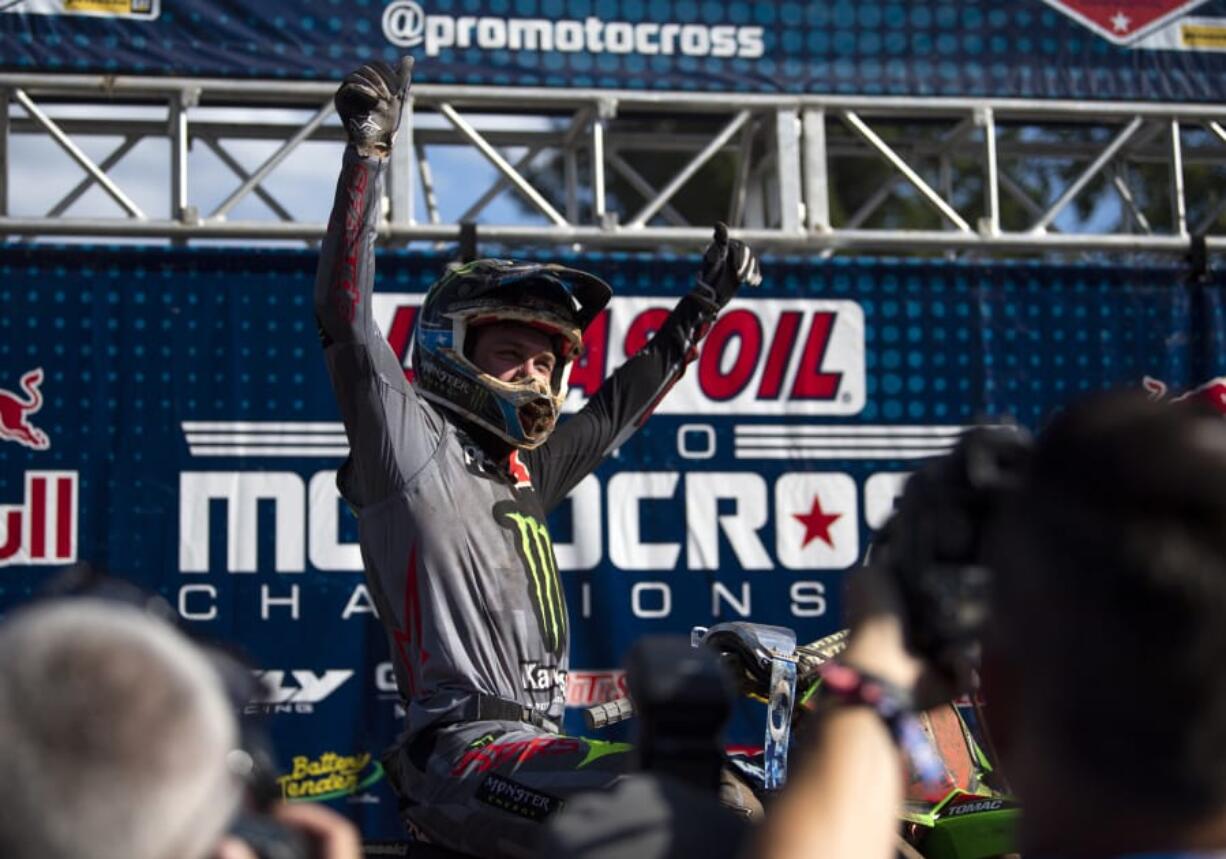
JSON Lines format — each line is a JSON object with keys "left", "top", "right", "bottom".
{"left": 0, "top": 471, "right": 78, "bottom": 567}
{"left": 1143, "top": 375, "right": 1226, "bottom": 414}
{"left": 0, "top": 368, "right": 50, "bottom": 451}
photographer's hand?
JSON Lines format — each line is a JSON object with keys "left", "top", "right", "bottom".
{"left": 273, "top": 802, "right": 362, "bottom": 859}
{"left": 845, "top": 554, "right": 967, "bottom": 709}
{"left": 750, "top": 566, "right": 932, "bottom": 859}
{"left": 214, "top": 836, "right": 258, "bottom": 859}
{"left": 213, "top": 802, "right": 362, "bottom": 859}
{"left": 842, "top": 562, "right": 924, "bottom": 693}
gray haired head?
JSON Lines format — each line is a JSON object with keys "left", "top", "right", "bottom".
{"left": 0, "top": 598, "right": 242, "bottom": 859}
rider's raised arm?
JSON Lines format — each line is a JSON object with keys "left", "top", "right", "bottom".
{"left": 313, "top": 59, "right": 439, "bottom": 509}
{"left": 313, "top": 145, "right": 391, "bottom": 352}
{"left": 314, "top": 58, "right": 413, "bottom": 352}
{"left": 530, "top": 226, "right": 761, "bottom": 511}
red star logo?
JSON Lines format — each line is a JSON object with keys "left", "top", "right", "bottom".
{"left": 793, "top": 495, "right": 841, "bottom": 549}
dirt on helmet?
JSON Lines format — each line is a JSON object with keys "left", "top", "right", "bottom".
{"left": 519, "top": 398, "right": 557, "bottom": 440}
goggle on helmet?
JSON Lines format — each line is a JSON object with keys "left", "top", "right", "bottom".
{"left": 412, "top": 259, "right": 613, "bottom": 449}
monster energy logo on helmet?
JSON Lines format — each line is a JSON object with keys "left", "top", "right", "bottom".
{"left": 412, "top": 259, "right": 612, "bottom": 449}
{"left": 495, "top": 502, "right": 567, "bottom": 657}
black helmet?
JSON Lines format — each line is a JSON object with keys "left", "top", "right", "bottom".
{"left": 412, "top": 259, "right": 612, "bottom": 448}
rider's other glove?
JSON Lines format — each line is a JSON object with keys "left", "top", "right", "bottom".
{"left": 335, "top": 57, "right": 415, "bottom": 159}
{"left": 690, "top": 222, "right": 763, "bottom": 314}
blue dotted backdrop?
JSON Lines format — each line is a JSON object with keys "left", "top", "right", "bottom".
{"left": 3, "top": 1, "right": 1226, "bottom": 100}
{"left": 0, "top": 241, "right": 1218, "bottom": 838}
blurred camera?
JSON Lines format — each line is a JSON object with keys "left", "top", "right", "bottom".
{"left": 626, "top": 635, "right": 735, "bottom": 791}
{"left": 872, "top": 426, "right": 1031, "bottom": 683}
{"left": 213, "top": 654, "right": 318, "bottom": 859}
{"left": 228, "top": 812, "right": 315, "bottom": 859}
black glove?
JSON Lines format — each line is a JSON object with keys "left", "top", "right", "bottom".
{"left": 690, "top": 222, "right": 762, "bottom": 314}
{"left": 334, "top": 57, "right": 414, "bottom": 159}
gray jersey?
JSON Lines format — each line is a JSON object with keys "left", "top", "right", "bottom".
{"left": 314, "top": 147, "right": 717, "bottom": 737}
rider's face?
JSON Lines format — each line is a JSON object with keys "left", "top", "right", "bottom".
{"left": 469, "top": 322, "right": 558, "bottom": 385}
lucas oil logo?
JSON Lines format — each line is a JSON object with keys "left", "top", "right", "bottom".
{"left": 381, "top": 1, "right": 765, "bottom": 59}
{"left": 372, "top": 295, "right": 866, "bottom": 416}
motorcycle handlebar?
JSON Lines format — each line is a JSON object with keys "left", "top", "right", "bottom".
{"left": 584, "top": 696, "right": 635, "bottom": 730}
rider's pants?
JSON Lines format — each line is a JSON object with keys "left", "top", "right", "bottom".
{"left": 385, "top": 720, "right": 635, "bottom": 859}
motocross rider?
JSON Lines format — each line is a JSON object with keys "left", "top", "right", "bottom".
{"left": 313, "top": 59, "right": 763, "bottom": 858}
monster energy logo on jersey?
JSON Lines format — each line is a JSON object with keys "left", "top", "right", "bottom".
{"left": 495, "top": 502, "right": 567, "bottom": 658}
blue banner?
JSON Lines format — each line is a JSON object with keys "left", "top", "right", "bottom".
{"left": 5, "top": 1, "right": 1226, "bottom": 101}
{"left": 0, "top": 242, "right": 1220, "bottom": 838}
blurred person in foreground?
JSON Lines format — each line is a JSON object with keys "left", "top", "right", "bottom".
{"left": 0, "top": 598, "right": 360, "bottom": 859}
{"left": 756, "top": 390, "right": 1226, "bottom": 859}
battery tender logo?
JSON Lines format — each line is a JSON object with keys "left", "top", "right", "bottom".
{"left": 277, "top": 751, "right": 384, "bottom": 802}
{"left": 382, "top": 0, "right": 765, "bottom": 59}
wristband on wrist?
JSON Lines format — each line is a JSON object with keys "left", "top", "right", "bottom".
{"left": 815, "top": 661, "right": 953, "bottom": 797}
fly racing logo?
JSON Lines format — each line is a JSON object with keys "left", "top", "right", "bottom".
{"left": 249, "top": 670, "right": 354, "bottom": 715}
{"left": 521, "top": 661, "right": 567, "bottom": 693}
{"left": 382, "top": 1, "right": 765, "bottom": 59}
{"left": 494, "top": 502, "right": 566, "bottom": 658}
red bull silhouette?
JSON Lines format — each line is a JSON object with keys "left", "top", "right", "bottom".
{"left": 0, "top": 368, "right": 50, "bottom": 451}
{"left": 1143, "top": 375, "right": 1226, "bottom": 415}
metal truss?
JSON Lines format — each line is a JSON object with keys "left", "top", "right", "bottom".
{"left": 4, "top": 72, "right": 1226, "bottom": 257}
